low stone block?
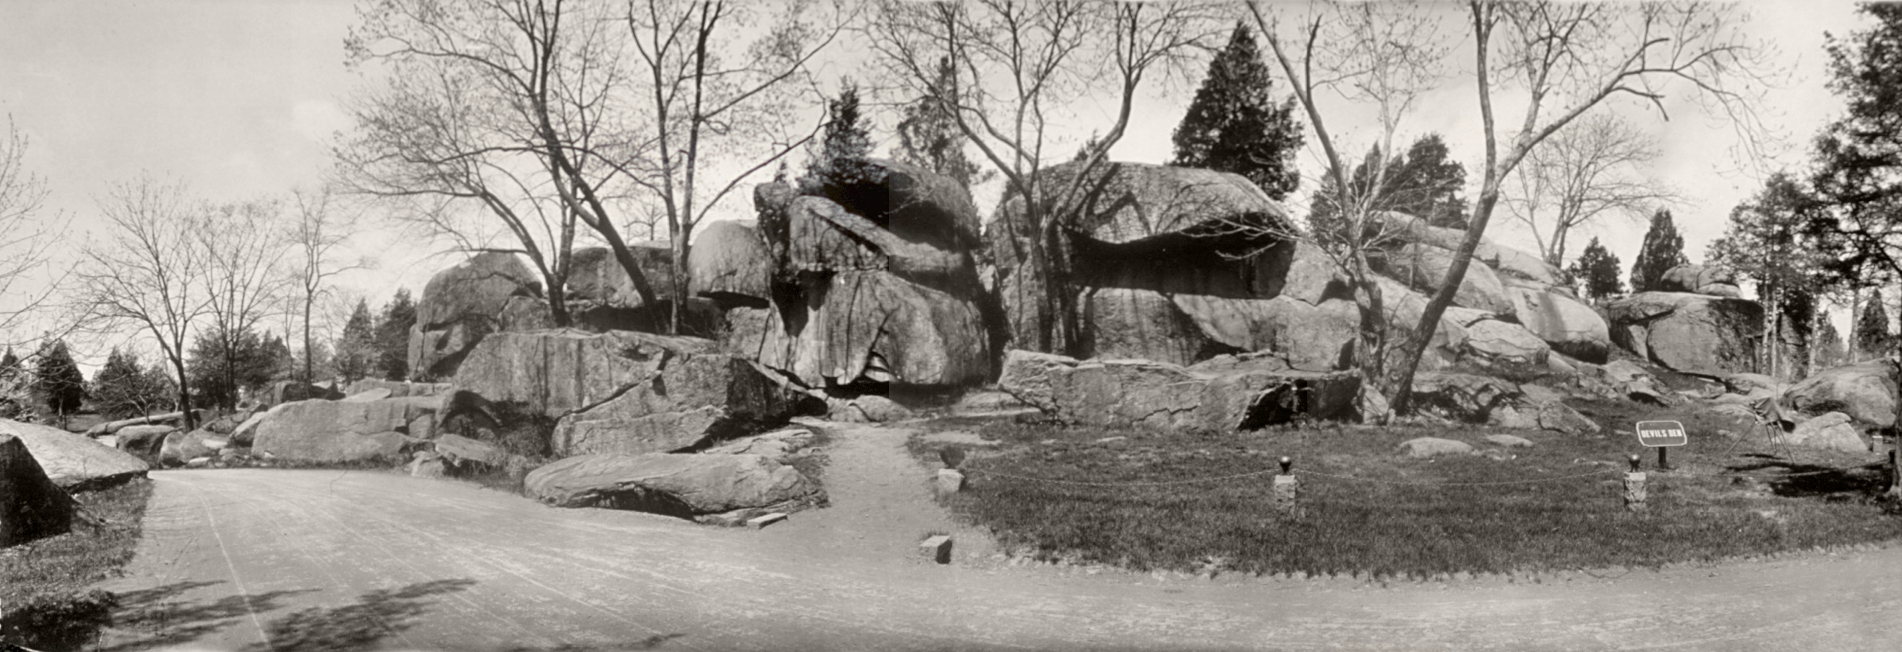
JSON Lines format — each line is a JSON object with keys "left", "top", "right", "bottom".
{"left": 935, "top": 469, "right": 965, "bottom": 494}
{"left": 747, "top": 512, "right": 788, "bottom": 529}
{"left": 919, "top": 535, "right": 953, "bottom": 564}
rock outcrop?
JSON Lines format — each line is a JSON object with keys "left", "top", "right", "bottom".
{"left": 523, "top": 452, "right": 820, "bottom": 517}
{"left": 997, "top": 349, "right": 1360, "bottom": 430}
{"left": 721, "top": 159, "right": 992, "bottom": 414}
{"left": 452, "top": 330, "right": 817, "bottom": 457}
{"left": 408, "top": 251, "right": 542, "bottom": 380}
{"left": 1, "top": 418, "right": 148, "bottom": 491}
{"left": 1780, "top": 359, "right": 1895, "bottom": 431}
{"left": 1659, "top": 264, "right": 1743, "bottom": 298}
{"left": 251, "top": 397, "right": 439, "bottom": 464}
{"left": 0, "top": 433, "right": 75, "bottom": 548}
{"left": 1606, "top": 292, "right": 1763, "bottom": 374}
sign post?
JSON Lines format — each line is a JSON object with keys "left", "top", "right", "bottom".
{"left": 1635, "top": 420, "right": 1688, "bottom": 470}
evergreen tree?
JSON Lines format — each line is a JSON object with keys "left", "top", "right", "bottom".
{"left": 335, "top": 299, "right": 380, "bottom": 383}
{"left": 0, "top": 347, "right": 29, "bottom": 420}
{"left": 1856, "top": 292, "right": 1894, "bottom": 360}
{"left": 1568, "top": 237, "right": 1624, "bottom": 302}
{"left": 139, "top": 366, "right": 178, "bottom": 414}
{"left": 1308, "top": 134, "right": 1469, "bottom": 232}
{"left": 1815, "top": 315, "right": 1848, "bottom": 369}
{"left": 1629, "top": 209, "right": 1689, "bottom": 292}
{"left": 1813, "top": 5, "right": 1902, "bottom": 297}
{"left": 799, "top": 81, "right": 876, "bottom": 200}
{"left": 188, "top": 327, "right": 281, "bottom": 410}
{"left": 34, "top": 339, "right": 85, "bottom": 425}
{"left": 894, "top": 57, "right": 991, "bottom": 190}
{"left": 1170, "top": 22, "right": 1304, "bottom": 200}
{"left": 92, "top": 348, "right": 150, "bottom": 419}
{"left": 376, "top": 289, "right": 417, "bottom": 381}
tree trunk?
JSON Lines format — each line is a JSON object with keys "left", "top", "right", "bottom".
{"left": 1892, "top": 289, "right": 1902, "bottom": 498}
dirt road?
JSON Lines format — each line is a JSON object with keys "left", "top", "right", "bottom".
{"left": 94, "top": 424, "right": 1902, "bottom": 651}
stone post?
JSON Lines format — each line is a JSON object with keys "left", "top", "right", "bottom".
{"left": 1273, "top": 456, "right": 1302, "bottom": 519}
{"left": 1624, "top": 454, "right": 1647, "bottom": 512}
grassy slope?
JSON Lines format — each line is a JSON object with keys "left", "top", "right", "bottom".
{"left": 915, "top": 399, "right": 1902, "bottom": 577}
{"left": 1, "top": 479, "right": 154, "bottom": 648}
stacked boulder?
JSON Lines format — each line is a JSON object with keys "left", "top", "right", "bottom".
{"left": 710, "top": 159, "right": 992, "bottom": 408}
{"left": 408, "top": 251, "right": 547, "bottom": 380}
{"left": 449, "top": 329, "right": 817, "bottom": 458}
{"left": 567, "top": 243, "right": 724, "bottom": 336}
{"left": 1605, "top": 265, "right": 1762, "bottom": 375}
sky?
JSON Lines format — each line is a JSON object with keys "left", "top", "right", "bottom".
{"left": 0, "top": 0, "right": 1879, "bottom": 363}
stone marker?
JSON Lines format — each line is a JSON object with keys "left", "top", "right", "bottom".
{"left": 747, "top": 512, "right": 788, "bottom": 529}
{"left": 920, "top": 535, "right": 953, "bottom": 564}
{"left": 936, "top": 469, "right": 965, "bottom": 495}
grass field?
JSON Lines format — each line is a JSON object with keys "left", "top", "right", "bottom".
{"left": 913, "top": 399, "right": 1902, "bottom": 577}
{"left": 1, "top": 479, "right": 154, "bottom": 650}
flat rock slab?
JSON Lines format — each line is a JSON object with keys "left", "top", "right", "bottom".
{"left": 998, "top": 350, "right": 1360, "bottom": 431}
{"left": 1486, "top": 435, "right": 1535, "bottom": 448}
{"left": 524, "top": 452, "right": 820, "bottom": 517}
{"left": 2, "top": 418, "right": 149, "bottom": 491}
{"left": 1398, "top": 437, "right": 1476, "bottom": 458}
{"left": 0, "top": 433, "right": 75, "bottom": 547}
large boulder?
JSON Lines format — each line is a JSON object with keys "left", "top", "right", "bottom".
{"left": 1478, "top": 242, "right": 1564, "bottom": 287}
{"left": 1510, "top": 285, "right": 1612, "bottom": 363}
{"left": 1781, "top": 360, "right": 1896, "bottom": 430}
{"left": 1374, "top": 242, "right": 1516, "bottom": 318}
{"left": 1606, "top": 292, "right": 1763, "bottom": 374}
{"left": 1783, "top": 412, "right": 1870, "bottom": 452}
{"left": 1410, "top": 373, "right": 1522, "bottom": 425}
{"left": 1169, "top": 294, "right": 1359, "bottom": 372}
{"left": 114, "top": 425, "right": 175, "bottom": 464}
{"left": 251, "top": 397, "right": 439, "bottom": 464}
{"left": 997, "top": 350, "right": 1359, "bottom": 430}
{"left": 785, "top": 196, "right": 971, "bottom": 285}
{"left": 1079, "top": 287, "right": 1208, "bottom": 366}
{"left": 733, "top": 270, "right": 990, "bottom": 388}
{"left": 799, "top": 158, "right": 984, "bottom": 254}
{"left": 687, "top": 220, "right": 773, "bottom": 304}
{"left": 523, "top": 453, "right": 820, "bottom": 517}
{"left": 990, "top": 161, "right": 1296, "bottom": 354}
{"left": 568, "top": 243, "right": 674, "bottom": 310}
{"left": 454, "top": 330, "right": 817, "bottom": 457}
{"left": 1, "top": 418, "right": 148, "bottom": 491}
{"left": 409, "top": 251, "right": 541, "bottom": 379}
{"left": 0, "top": 434, "right": 75, "bottom": 548}
{"left": 1460, "top": 318, "right": 1552, "bottom": 372}
{"left": 1659, "top": 264, "right": 1743, "bottom": 298}
{"left": 160, "top": 429, "right": 216, "bottom": 467}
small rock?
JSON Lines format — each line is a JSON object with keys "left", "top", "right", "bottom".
{"left": 185, "top": 456, "right": 211, "bottom": 468}
{"left": 1397, "top": 437, "right": 1475, "bottom": 458}
{"left": 936, "top": 468, "right": 965, "bottom": 495}
{"left": 1485, "top": 434, "right": 1534, "bottom": 448}
{"left": 920, "top": 535, "right": 953, "bottom": 564}
{"left": 747, "top": 512, "right": 788, "bottom": 529}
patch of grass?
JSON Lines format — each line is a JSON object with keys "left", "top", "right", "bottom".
{"left": 914, "top": 403, "right": 1902, "bottom": 577}
{"left": 1, "top": 479, "right": 153, "bottom": 650}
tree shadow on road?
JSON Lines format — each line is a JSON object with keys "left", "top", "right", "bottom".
{"left": 496, "top": 633, "right": 689, "bottom": 651}
{"left": 99, "top": 580, "right": 320, "bottom": 652}
{"left": 238, "top": 578, "right": 479, "bottom": 652}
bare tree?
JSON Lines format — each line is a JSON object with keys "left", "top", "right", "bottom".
{"left": 1242, "top": 1, "right": 1451, "bottom": 419}
{"left": 0, "top": 117, "right": 63, "bottom": 346}
{"left": 1248, "top": 0, "right": 1766, "bottom": 413}
{"left": 197, "top": 199, "right": 292, "bottom": 410}
{"left": 75, "top": 177, "right": 208, "bottom": 429}
{"left": 1503, "top": 113, "right": 1677, "bottom": 268}
{"left": 869, "top": 0, "right": 1220, "bottom": 353}
{"left": 286, "top": 188, "right": 367, "bottom": 386}
{"left": 612, "top": 0, "right": 842, "bottom": 333}
{"left": 337, "top": 0, "right": 637, "bottom": 328}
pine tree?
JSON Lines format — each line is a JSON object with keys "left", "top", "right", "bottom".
{"left": 799, "top": 80, "right": 876, "bottom": 204}
{"left": 92, "top": 348, "right": 150, "bottom": 419}
{"left": 894, "top": 57, "right": 991, "bottom": 190}
{"left": 188, "top": 327, "right": 281, "bottom": 410}
{"left": 1630, "top": 208, "right": 1689, "bottom": 293}
{"left": 335, "top": 299, "right": 380, "bottom": 383}
{"left": 0, "top": 347, "right": 29, "bottom": 421}
{"left": 139, "top": 366, "right": 177, "bottom": 414}
{"left": 1308, "top": 134, "right": 1469, "bottom": 232}
{"left": 376, "top": 289, "right": 417, "bottom": 381}
{"left": 34, "top": 339, "right": 86, "bottom": 426}
{"left": 1856, "top": 292, "right": 1893, "bottom": 361}
{"left": 1171, "top": 22, "right": 1303, "bottom": 200}
{"left": 1568, "top": 237, "right": 1625, "bottom": 302}
{"left": 1815, "top": 315, "right": 1847, "bottom": 369}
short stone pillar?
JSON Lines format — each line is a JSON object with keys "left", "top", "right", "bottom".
{"left": 1273, "top": 456, "right": 1302, "bottom": 519}
{"left": 919, "top": 535, "right": 953, "bottom": 564}
{"left": 1624, "top": 455, "right": 1647, "bottom": 512}
{"left": 936, "top": 468, "right": 965, "bottom": 495}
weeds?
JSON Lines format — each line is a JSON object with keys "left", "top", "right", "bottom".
{"left": 1, "top": 479, "right": 153, "bottom": 650}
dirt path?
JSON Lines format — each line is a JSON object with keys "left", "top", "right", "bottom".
{"left": 92, "top": 421, "right": 1902, "bottom": 651}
